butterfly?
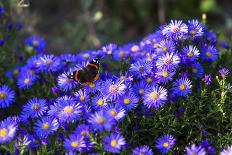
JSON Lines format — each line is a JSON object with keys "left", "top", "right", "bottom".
{"left": 72, "top": 58, "right": 100, "bottom": 85}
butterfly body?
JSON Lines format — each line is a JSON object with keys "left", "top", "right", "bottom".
{"left": 73, "top": 58, "right": 100, "bottom": 85}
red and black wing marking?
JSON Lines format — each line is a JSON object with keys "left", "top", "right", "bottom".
{"left": 86, "top": 63, "right": 99, "bottom": 82}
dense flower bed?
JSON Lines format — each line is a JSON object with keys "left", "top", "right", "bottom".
{"left": 1, "top": 5, "right": 232, "bottom": 155}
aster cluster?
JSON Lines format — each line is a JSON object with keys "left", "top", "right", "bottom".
{"left": 1, "top": 17, "right": 232, "bottom": 154}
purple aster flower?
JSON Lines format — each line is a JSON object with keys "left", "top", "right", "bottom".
{"left": 192, "top": 62, "right": 204, "bottom": 78}
{"left": 39, "top": 54, "right": 61, "bottom": 72}
{"left": 144, "top": 85, "right": 168, "bottom": 109}
{"left": 132, "top": 145, "right": 153, "bottom": 155}
{"left": 220, "top": 145, "right": 232, "bottom": 155}
{"left": 57, "top": 71, "right": 77, "bottom": 92}
{"left": 51, "top": 96, "right": 82, "bottom": 123}
{"left": 59, "top": 54, "right": 77, "bottom": 67}
{"left": 205, "top": 31, "right": 217, "bottom": 44}
{"left": 156, "top": 52, "right": 180, "bottom": 69}
{"left": 156, "top": 134, "right": 176, "bottom": 154}
{"left": 63, "top": 134, "right": 86, "bottom": 152}
{"left": 34, "top": 116, "right": 59, "bottom": 137}
{"left": 162, "top": 20, "right": 188, "bottom": 40}
{"left": 22, "top": 98, "right": 48, "bottom": 119}
{"left": 130, "top": 59, "right": 153, "bottom": 78}
{"left": 74, "top": 89, "right": 90, "bottom": 103}
{"left": 17, "top": 72, "right": 37, "bottom": 89}
{"left": 74, "top": 124, "right": 90, "bottom": 138}
{"left": 100, "top": 79, "right": 127, "bottom": 101}
{"left": 182, "top": 45, "right": 200, "bottom": 62}
{"left": 0, "top": 117, "right": 18, "bottom": 144}
{"left": 0, "top": 7, "right": 4, "bottom": 16}
{"left": 124, "top": 43, "right": 141, "bottom": 56}
{"left": 133, "top": 81, "right": 151, "bottom": 97}
{"left": 201, "top": 45, "right": 218, "bottom": 62}
{"left": 104, "top": 104, "right": 126, "bottom": 121}
{"left": 26, "top": 54, "right": 43, "bottom": 71}
{"left": 103, "top": 133, "right": 126, "bottom": 153}
{"left": 156, "top": 39, "right": 176, "bottom": 55}
{"left": 202, "top": 74, "right": 212, "bottom": 85}
{"left": 25, "top": 36, "right": 46, "bottom": 53}
{"left": 92, "top": 95, "right": 108, "bottom": 110}
{"left": 187, "top": 19, "right": 204, "bottom": 38}
{"left": 155, "top": 68, "right": 176, "bottom": 84}
{"left": 219, "top": 68, "right": 230, "bottom": 78}
{"left": 186, "top": 144, "right": 206, "bottom": 155}
{"left": 118, "top": 92, "right": 139, "bottom": 111}
{"left": 88, "top": 110, "right": 115, "bottom": 132}
{"left": 207, "top": 145, "right": 216, "bottom": 154}
{"left": 0, "top": 85, "right": 15, "bottom": 108}
{"left": 172, "top": 77, "right": 192, "bottom": 97}
{"left": 102, "top": 43, "right": 117, "bottom": 56}
{"left": 113, "top": 48, "right": 129, "bottom": 60}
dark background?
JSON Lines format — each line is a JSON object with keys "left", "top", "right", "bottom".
{"left": 16, "top": 0, "right": 232, "bottom": 53}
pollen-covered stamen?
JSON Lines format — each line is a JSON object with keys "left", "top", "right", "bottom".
{"left": 109, "top": 85, "right": 118, "bottom": 93}
{"left": 0, "top": 128, "right": 8, "bottom": 137}
{"left": 163, "top": 142, "right": 169, "bottom": 148}
{"left": 0, "top": 92, "right": 6, "bottom": 99}
{"left": 110, "top": 109, "right": 117, "bottom": 116}
{"left": 123, "top": 98, "right": 130, "bottom": 105}
{"left": 131, "top": 45, "right": 139, "bottom": 52}
{"left": 172, "top": 26, "right": 179, "bottom": 33}
{"left": 71, "top": 141, "right": 79, "bottom": 148}
{"left": 206, "top": 52, "right": 212, "bottom": 57}
{"left": 190, "top": 29, "right": 196, "bottom": 35}
{"left": 151, "top": 92, "right": 158, "bottom": 100}
{"left": 179, "top": 84, "right": 185, "bottom": 90}
{"left": 24, "top": 78, "right": 30, "bottom": 84}
{"left": 43, "top": 122, "right": 50, "bottom": 130}
{"left": 162, "top": 71, "right": 169, "bottom": 78}
{"left": 98, "top": 118, "right": 105, "bottom": 124}
{"left": 97, "top": 99, "right": 104, "bottom": 105}
{"left": 32, "top": 104, "right": 40, "bottom": 111}
{"left": 32, "top": 40, "right": 39, "bottom": 46}
{"left": 64, "top": 106, "right": 73, "bottom": 114}
{"left": 188, "top": 51, "right": 194, "bottom": 57}
{"left": 119, "top": 51, "right": 124, "bottom": 57}
{"left": 110, "top": 139, "right": 117, "bottom": 147}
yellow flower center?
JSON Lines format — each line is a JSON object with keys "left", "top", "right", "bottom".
{"left": 172, "top": 26, "right": 179, "bottom": 33}
{"left": 107, "top": 50, "right": 112, "bottom": 55}
{"left": 206, "top": 52, "right": 212, "bottom": 57}
{"left": 80, "top": 96, "right": 85, "bottom": 101}
{"left": 139, "top": 89, "right": 144, "bottom": 95}
{"left": 0, "top": 92, "right": 6, "bottom": 99}
{"left": 147, "top": 57, "right": 152, "bottom": 62}
{"left": 110, "top": 139, "right": 117, "bottom": 147}
{"left": 131, "top": 45, "right": 139, "bottom": 52}
{"left": 179, "top": 84, "right": 185, "bottom": 90}
{"left": 188, "top": 52, "right": 194, "bottom": 57}
{"left": 97, "top": 99, "right": 104, "bottom": 105}
{"left": 24, "top": 78, "right": 30, "bottom": 84}
{"left": 83, "top": 54, "right": 90, "bottom": 59}
{"left": 109, "top": 85, "right": 118, "bottom": 93}
{"left": 151, "top": 92, "right": 158, "bottom": 100}
{"left": 71, "top": 141, "right": 79, "bottom": 148}
{"left": 163, "top": 142, "right": 169, "bottom": 148}
{"left": 98, "top": 118, "right": 105, "bottom": 124}
{"left": 190, "top": 30, "right": 196, "bottom": 35}
{"left": 110, "top": 109, "right": 117, "bottom": 116}
{"left": 192, "top": 68, "right": 197, "bottom": 73}
{"left": 124, "top": 98, "right": 130, "bottom": 105}
{"left": 153, "top": 43, "right": 159, "bottom": 48}
{"left": 146, "top": 78, "right": 152, "bottom": 83}
{"left": 162, "top": 71, "right": 169, "bottom": 78}
{"left": 81, "top": 131, "right": 86, "bottom": 136}
{"left": 89, "top": 83, "right": 95, "bottom": 88}
{"left": 32, "top": 104, "right": 40, "bottom": 111}
{"left": 33, "top": 40, "right": 39, "bottom": 46}
{"left": 162, "top": 46, "right": 168, "bottom": 52}
{"left": 13, "top": 69, "right": 19, "bottom": 75}
{"left": 64, "top": 106, "right": 73, "bottom": 114}
{"left": 0, "top": 129, "right": 8, "bottom": 137}
{"left": 119, "top": 51, "right": 124, "bottom": 57}
{"left": 120, "top": 76, "right": 126, "bottom": 81}
{"left": 29, "top": 70, "right": 34, "bottom": 75}
{"left": 43, "top": 122, "right": 50, "bottom": 130}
